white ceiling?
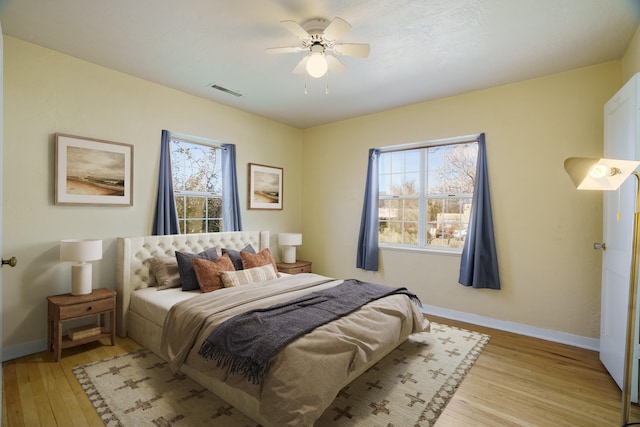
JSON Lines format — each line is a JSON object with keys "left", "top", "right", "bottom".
{"left": 1, "top": 0, "right": 639, "bottom": 128}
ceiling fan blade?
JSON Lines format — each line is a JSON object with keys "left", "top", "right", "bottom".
{"left": 333, "top": 43, "right": 370, "bottom": 58}
{"left": 280, "top": 20, "right": 310, "bottom": 40}
{"left": 326, "top": 55, "right": 347, "bottom": 74}
{"left": 323, "top": 17, "right": 351, "bottom": 41}
{"left": 292, "top": 56, "right": 308, "bottom": 74}
{"left": 266, "top": 46, "right": 305, "bottom": 54}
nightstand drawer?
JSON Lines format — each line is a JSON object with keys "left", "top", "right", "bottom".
{"left": 276, "top": 260, "right": 312, "bottom": 275}
{"left": 58, "top": 297, "right": 113, "bottom": 320}
{"left": 287, "top": 265, "right": 311, "bottom": 274}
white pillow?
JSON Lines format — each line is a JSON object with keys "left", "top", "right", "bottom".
{"left": 220, "top": 264, "right": 278, "bottom": 287}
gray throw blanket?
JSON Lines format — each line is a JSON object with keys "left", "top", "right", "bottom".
{"left": 198, "top": 279, "right": 421, "bottom": 384}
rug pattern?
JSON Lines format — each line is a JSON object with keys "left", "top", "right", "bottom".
{"left": 73, "top": 322, "right": 489, "bottom": 426}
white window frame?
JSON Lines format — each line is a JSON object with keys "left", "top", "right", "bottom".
{"left": 169, "top": 133, "right": 224, "bottom": 234}
{"left": 378, "top": 134, "right": 479, "bottom": 253}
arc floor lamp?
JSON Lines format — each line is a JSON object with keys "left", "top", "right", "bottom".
{"left": 564, "top": 157, "right": 640, "bottom": 426}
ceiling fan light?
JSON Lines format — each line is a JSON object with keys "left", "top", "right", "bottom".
{"left": 306, "top": 54, "right": 328, "bottom": 78}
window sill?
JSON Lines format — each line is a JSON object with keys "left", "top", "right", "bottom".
{"left": 380, "top": 245, "right": 462, "bottom": 257}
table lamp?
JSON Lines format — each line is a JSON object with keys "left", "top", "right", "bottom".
{"left": 278, "top": 233, "right": 302, "bottom": 264}
{"left": 60, "top": 239, "right": 103, "bottom": 295}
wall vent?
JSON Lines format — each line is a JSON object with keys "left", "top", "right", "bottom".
{"left": 210, "top": 84, "right": 243, "bottom": 97}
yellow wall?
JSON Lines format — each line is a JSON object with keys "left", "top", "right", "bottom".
{"left": 2, "top": 37, "right": 303, "bottom": 354}
{"left": 4, "top": 27, "right": 639, "bottom": 355}
{"left": 623, "top": 26, "right": 640, "bottom": 82}
{"left": 301, "top": 62, "right": 622, "bottom": 339}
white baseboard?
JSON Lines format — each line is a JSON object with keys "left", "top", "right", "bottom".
{"left": 422, "top": 304, "right": 600, "bottom": 352}
{"left": 3, "top": 338, "right": 46, "bottom": 362}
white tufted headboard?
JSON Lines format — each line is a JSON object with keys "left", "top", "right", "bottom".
{"left": 116, "top": 230, "right": 269, "bottom": 337}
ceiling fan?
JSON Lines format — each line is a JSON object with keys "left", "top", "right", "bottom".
{"left": 266, "top": 17, "right": 370, "bottom": 79}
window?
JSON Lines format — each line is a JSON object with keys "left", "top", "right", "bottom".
{"left": 378, "top": 139, "right": 478, "bottom": 251}
{"left": 170, "top": 137, "right": 223, "bottom": 234}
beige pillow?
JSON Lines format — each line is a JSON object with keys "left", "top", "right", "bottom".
{"left": 192, "top": 254, "right": 235, "bottom": 293}
{"left": 148, "top": 256, "right": 181, "bottom": 290}
{"left": 220, "top": 264, "right": 278, "bottom": 287}
{"left": 240, "top": 248, "right": 280, "bottom": 278}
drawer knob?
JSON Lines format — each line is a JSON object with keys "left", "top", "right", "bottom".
{"left": 87, "top": 306, "right": 93, "bottom": 311}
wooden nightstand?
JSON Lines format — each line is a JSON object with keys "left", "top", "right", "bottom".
{"left": 276, "top": 260, "right": 312, "bottom": 275}
{"left": 47, "top": 288, "right": 116, "bottom": 362}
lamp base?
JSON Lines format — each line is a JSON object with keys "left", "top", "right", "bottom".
{"left": 71, "top": 263, "right": 93, "bottom": 295}
{"left": 282, "top": 246, "right": 297, "bottom": 264}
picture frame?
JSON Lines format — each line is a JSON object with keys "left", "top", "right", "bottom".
{"left": 55, "top": 133, "right": 134, "bottom": 206}
{"left": 248, "top": 163, "right": 283, "bottom": 210}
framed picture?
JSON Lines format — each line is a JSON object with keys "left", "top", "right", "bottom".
{"left": 248, "top": 163, "right": 283, "bottom": 210}
{"left": 55, "top": 133, "right": 134, "bottom": 206}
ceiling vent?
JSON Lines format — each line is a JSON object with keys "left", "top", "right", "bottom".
{"left": 210, "top": 84, "right": 243, "bottom": 97}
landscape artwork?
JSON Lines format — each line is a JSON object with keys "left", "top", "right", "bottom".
{"left": 248, "top": 163, "right": 283, "bottom": 210}
{"left": 55, "top": 134, "right": 133, "bottom": 206}
{"left": 66, "top": 146, "right": 125, "bottom": 196}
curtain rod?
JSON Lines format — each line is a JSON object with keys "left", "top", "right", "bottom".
{"left": 378, "top": 133, "right": 481, "bottom": 153}
{"left": 168, "top": 131, "right": 223, "bottom": 148}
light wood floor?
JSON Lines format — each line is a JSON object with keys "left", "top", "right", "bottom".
{"left": 3, "top": 316, "right": 639, "bottom": 426}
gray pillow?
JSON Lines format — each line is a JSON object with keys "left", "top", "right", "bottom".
{"left": 176, "top": 248, "right": 219, "bottom": 291}
{"left": 221, "top": 244, "right": 255, "bottom": 270}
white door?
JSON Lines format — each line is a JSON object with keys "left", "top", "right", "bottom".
{"left": 0, "top": 20, "right": 4, "bottom": 419}
{"left": 602, "top": 73, "right": 640, "bottom": 400}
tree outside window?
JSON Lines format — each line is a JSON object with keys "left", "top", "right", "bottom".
{"left": 170, "top": 138, "right": 223, "bottom": 234}
{"left": 378, "top": 141, "right": 477, "bottom": 251}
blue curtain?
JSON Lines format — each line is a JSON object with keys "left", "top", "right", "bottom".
{"left": 459, "top": 133, "right": 501, "bottom": 289}
{"left": 356, "top": 149, "right": 380, "bottom": 271}
{"left": 221, "top": 143, "right": 243, "bottom": 232}
{"left": 152, "top": 130, "right": 180, "bottom": 235}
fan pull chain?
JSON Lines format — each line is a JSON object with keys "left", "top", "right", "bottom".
{"left": 325, "top": 72, "right": 329, "bottom": 95}
{"left": 302, "top": 74, "right": 331, "bottom": 94}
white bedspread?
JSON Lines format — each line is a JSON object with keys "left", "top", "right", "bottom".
{"left": 129, "top": 287, "right": 200, "bottom": 326}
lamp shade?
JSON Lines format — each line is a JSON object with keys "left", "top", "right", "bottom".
{"left": 564, "top": 157, "right": 640, "bottom": 191}
{"left": 60, "top": 239, "right": 103, "bottom": 262}
{"left": 278, "top": 233, "right": 302, "bottom": 246}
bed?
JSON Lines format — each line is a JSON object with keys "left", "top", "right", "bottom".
{"left": 116, "top": 230, "right": 429, "bottom": 426}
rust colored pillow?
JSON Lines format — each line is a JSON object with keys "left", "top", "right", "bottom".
{"left": 240, "top": 248, "right": 280, "bottom": 278}
{"left": 192, "top": 254, "right": 235, "bottom": 293}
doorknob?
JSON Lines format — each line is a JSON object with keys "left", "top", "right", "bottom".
{"left": 594, "top": 242, "right": 606, "bottom": 251}
{"left": 2, "top": 257, "right": 17, "bottom": 267}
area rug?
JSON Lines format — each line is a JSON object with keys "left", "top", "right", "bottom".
{"left": 73, "top": 322, "right": 489, "bottom": 426}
